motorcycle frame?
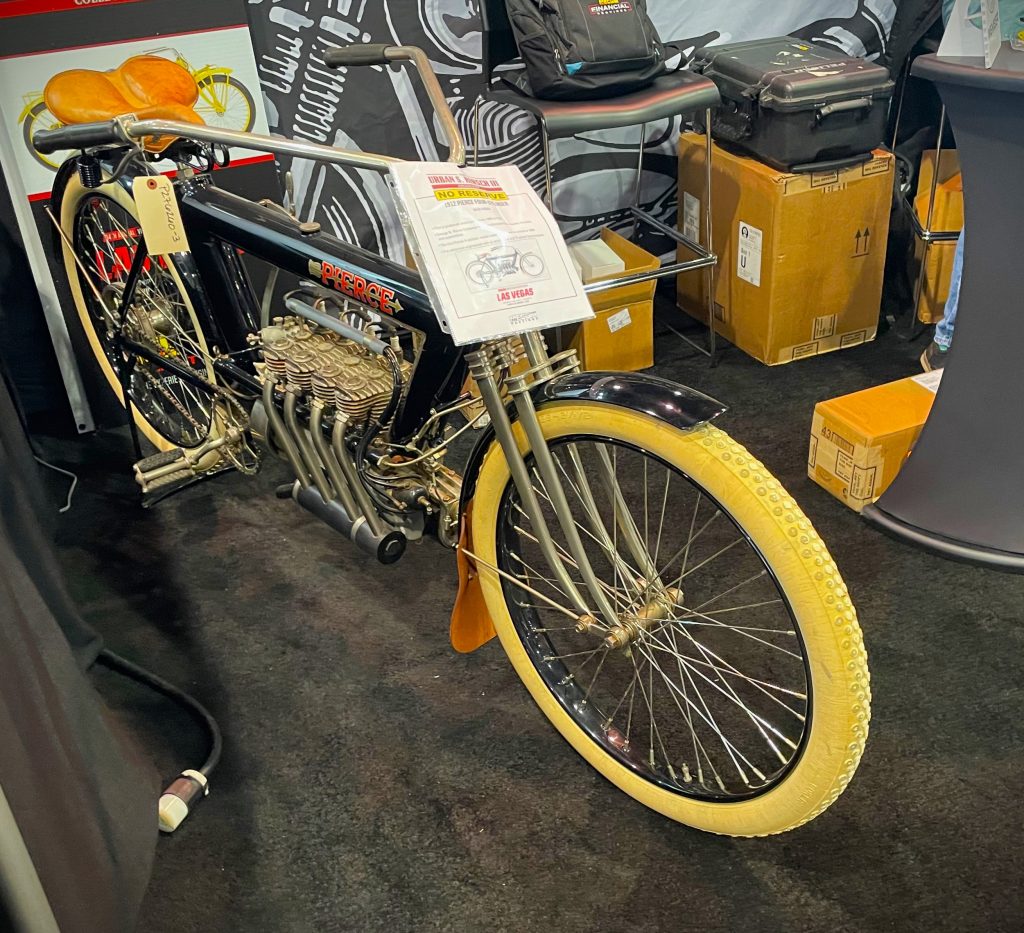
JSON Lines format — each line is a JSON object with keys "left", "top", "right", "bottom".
{"left": 46, "top": 61, "right": 726, "bottom": 627}
{"left": 177, "top": 173, "right": 470, "bottom": 444}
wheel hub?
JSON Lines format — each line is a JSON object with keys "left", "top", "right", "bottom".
{"left": 602, "top": 586, "right": 683, "bottom": 650}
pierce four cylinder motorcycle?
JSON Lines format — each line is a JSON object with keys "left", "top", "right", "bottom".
{"left": 34, "top": 44, "right": 869, "bottom": 837}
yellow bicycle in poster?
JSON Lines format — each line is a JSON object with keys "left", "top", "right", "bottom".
{"left": 19, "top": 46, "right": 256, "bottom": 170}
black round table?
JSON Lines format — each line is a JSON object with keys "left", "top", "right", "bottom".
{"left": 863, "top": 53, "right": 1024, "bottom": 571}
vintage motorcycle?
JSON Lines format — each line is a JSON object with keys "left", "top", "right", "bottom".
{"left": 34, "top": 44, "right": 869, "bottom": 837}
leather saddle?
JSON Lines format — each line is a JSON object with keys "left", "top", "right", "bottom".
{"left": 45, "top": 55, "right": 205, "bottom": 152}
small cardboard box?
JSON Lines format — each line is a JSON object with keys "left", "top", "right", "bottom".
{"left": 676, "top": 135, "right": 893, "bottom": 365}
{"left": 571, "top": 227, "right": 659, "bottom": 372}
{"left": 914, "top": 150, "right": 963, "bottom": 324}
{"left": 808, "top": 370, "right": 942, "bottom": 512}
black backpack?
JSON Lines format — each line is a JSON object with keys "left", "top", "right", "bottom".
{"left": 504, "top": 0, "right": 667, "bottom": 101}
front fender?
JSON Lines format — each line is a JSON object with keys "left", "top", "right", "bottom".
{"left": 450, "top": 371, "right": 727, "bottom": 652}
{"left": 193, "top": 66, "right": 232, "bottom": 84}
{"left": 458, "top": 370, "right": 727, "bottom": 521}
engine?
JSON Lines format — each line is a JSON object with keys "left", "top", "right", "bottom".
{"left": 253, "top": 308, "right": 461, "bottom": 562}
{"left": 260, "top": 315, "right": 404, "bottom": 423}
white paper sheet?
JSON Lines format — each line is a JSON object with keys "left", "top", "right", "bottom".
{"left": 389, "top": 162, "right": 594, "bottom": 346}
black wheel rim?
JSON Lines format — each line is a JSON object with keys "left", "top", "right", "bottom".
{"left": 496, "top": 435, "right": 813, "bottom": 802}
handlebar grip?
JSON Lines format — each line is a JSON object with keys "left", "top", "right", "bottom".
{"left": 34, "top": 120, "right": 122, "bottom": 154}
{"left": 323, "top": 44, "right": 396, "bottom": 69}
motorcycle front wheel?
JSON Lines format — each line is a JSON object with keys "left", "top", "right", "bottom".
{"left": 471, "top": 402, "right": 869, "bottom": 836}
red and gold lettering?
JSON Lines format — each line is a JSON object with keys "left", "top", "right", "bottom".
{"left": 308, "top": 259, "right": 403, "bottom": 314}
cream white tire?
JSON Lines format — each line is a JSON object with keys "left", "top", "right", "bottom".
{"left": 59, "top": 173, "right": 219, "bottom": 453}
{"left": 471, "top": 404, "right": 870, "bottom": 837}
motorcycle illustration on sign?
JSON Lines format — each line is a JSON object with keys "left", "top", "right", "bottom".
{"left": 19, "top": 47, "right": 256, "bottom": 170}
{"left": 466, "top": 246, "right": 546, "bottom": 288}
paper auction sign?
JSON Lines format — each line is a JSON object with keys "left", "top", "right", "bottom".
{"left": 389, "top": 161, "right": 593, "bottom": 346}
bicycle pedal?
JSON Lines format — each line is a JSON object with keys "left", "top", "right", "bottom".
{"left": 134, "top": 448, "right": 193, "bottom": 494}
{"left": 135, "top": 449, "right": 186, "bottom": 472}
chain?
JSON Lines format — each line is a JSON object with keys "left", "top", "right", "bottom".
{"left": 137, "top": 362, "right": 261, "bottom": 476}
{"left": 140, "top": 366, "right": 206, "bottom": 436}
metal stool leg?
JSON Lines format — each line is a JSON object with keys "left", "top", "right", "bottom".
{"left": 889, "top": 55, "right": 914, "bottom": 149}
{"left": 472, "top": 97, "right": 482, "bottom": 167}
{"left": 631, "top": 122, "right": 647, "bottom": 240}
{"left": 540, "top": 119, "right": 554, "bottom": 212}
{"left": 703, "top": 109, "right": 718, "bottom": 365}
{"left": 902, "top": 103, "right": 947, "bottom": 341}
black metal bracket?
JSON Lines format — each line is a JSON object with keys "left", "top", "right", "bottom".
{"left": 113, "top": 237, "right": 150, "bottom": 466}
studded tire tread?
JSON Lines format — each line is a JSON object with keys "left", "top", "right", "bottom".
{"left": 472, "top": 405, "right": 870, "bottom": 837}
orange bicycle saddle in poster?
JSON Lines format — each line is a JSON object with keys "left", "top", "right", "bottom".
{"left": 44, "top": 54, "right": 204, "bottom": 151}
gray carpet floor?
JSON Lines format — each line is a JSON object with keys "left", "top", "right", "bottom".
{"left": 50, "top": 313, "right": 1024, "bottom": 932}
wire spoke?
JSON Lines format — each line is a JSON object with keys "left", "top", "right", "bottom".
{"left": 499, "top": 436, "right": 810, "bottom": 800}
{"left": 645, "top": 628, "right": 797, "bottom": 762}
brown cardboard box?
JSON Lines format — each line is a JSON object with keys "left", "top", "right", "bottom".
{"left": 676, "top": 134, "right": 893, "bottom": 365}
{"left": 808, "top": 370, "right": 941, "bottom": 512}
{"left": 571, "top": 227, "right": 659, "bottom": 372}
{"left": 914, "top": 150, "right": 963, "bottom": 324}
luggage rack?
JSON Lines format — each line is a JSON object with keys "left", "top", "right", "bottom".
{"left": 581, "top": 195, "right": 719, "bottom": 362}
{"left": 474, "top": 115, "right": 720, "bottom": 364}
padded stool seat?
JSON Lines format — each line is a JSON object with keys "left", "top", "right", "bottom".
{"left": 45, "top": 55, "right": 204, "bottom": 152}
{"left": 485, "top": 71, "right": 720, "bottom": 138}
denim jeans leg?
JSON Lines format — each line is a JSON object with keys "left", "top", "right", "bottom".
{"left": 935, "top": 229, "right": 964, "bottom": 350}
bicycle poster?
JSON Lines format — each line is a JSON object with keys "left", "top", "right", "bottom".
{"left": 0, "top": 0, "right": 274, "bottom": 432}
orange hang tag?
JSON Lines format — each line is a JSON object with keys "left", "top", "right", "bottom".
{"left": 131, "top": 176, "right": 191, "bottom": 256}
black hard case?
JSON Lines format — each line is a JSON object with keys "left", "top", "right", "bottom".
{"left": 691, "top": 37, "right": 895, "bottom": 172}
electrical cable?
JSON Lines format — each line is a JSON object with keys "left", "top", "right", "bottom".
{"left": 96, "top": 648, "right": 222, "bottom": 777}
{"left": 31, "top": 456, "right": 78, "bottom": 514}
{"left": 95, "top": 648, "right": 222, "bottom": 832}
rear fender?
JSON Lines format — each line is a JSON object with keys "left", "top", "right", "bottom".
{"left": 47, "top": 154, "right": 154, "bottom": 256}
{"left": 448, "top": 370, "right": 727, "bottom": 651}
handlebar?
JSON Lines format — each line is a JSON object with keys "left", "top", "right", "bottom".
{"left": 323, "top": 44, "right": 394, "bottom": 68}
{"left": 33, "top": 119, "right": 122, "bottom": 154}
{"left": 323, "top": 44, "right": 465, "bottom": 165}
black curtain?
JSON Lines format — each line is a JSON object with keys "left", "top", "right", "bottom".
{"left": 0, "top": 367, "right": 158, "bottom": 933}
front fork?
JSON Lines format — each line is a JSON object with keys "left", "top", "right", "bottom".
{"left": 465, "top": 334, "right": 662, "bottom": 630}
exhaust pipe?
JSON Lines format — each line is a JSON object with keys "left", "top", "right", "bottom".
{"left": 310, "top": 403, "right": 360, "bottom": 520}
{"left": 292, "top": 482, "right": 406, "bottom": 564}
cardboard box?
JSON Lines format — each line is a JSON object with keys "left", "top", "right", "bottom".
{"left": 571, "top": 227, "right": 659, "bottom": 372}
{"left": 914, "top": 150, "right": 963, "bottom": 324}
{"left": 808, "top": 370, "right": 942, "bottom": 512}
{"left": 676, "top": 134, "right": 893, "bottom": 365}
